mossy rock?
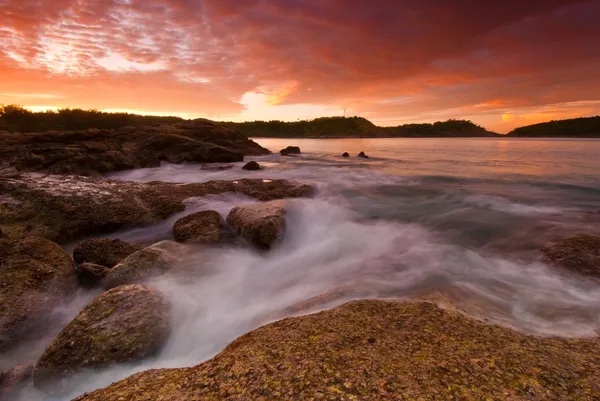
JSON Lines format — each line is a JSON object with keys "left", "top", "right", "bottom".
{"left": 73, "top": 238, "right": 142, "bottom": 268}
{"left": 172, "top": 210, "right": 224, "bottom": 244}
{"left": 542, "top": 233, "right": 600, "bottom": 278}
{"left": 226, "top": 200, "right": 287, "bottom": 250}
{"left": 72, "top": 300, "right": 600, "bottom": 400}
{"left": 34, "top": 284, "right": 171, "bottom": 395}
{"left": 0, "top": 236, "right": 76, "bottom": 351}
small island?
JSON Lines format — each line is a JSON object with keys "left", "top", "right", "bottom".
{"left": 507, "top": 116, "right": 600, "bottom": 138}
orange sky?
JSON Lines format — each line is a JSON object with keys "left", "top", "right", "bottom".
{"left": 1, "top": 0, "right": 600, "bottom": 133}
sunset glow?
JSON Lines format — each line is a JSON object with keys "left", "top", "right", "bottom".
{"left": 1, "top": 0, "right": 600, "bottom": 132}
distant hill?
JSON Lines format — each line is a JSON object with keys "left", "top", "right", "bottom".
{"left": 227, "top": 117, "right": 500, "bottom": 138}
{"left": 507, "top": 116, "right": 600, "bottom": 137}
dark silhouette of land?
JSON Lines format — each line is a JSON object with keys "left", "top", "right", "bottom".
{"left": 506, "top": 116, "right": 600, "bottom": 137}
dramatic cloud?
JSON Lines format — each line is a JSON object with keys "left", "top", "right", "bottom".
{"left": 1, "top": 0, "right": 599, "bottom": 131}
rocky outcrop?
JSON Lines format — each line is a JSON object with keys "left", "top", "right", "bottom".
{"left": 280, "top": 146, "right": 301, "bottom": 155}
{"left": 73, "top": 238, "right": 142, "bottom": 268}
{"left": 0, "top": 173, "right": 313, "bottom": 243}
{"left": 0, "top": 119, "right": 269, "bottom": 176}
{"left": 0, "top": 236, "right": 76, "bottom": 351}
{"left": 226, "top": 200, "right": 287, "bottom": 250}
{"left": 102, "top": 241, "right": 182, "bottom": 289}
{"left": 357, "top": 151, "right": 369, "bottom": 158}
{"left": 542, "top": 233, "right": 600, "bottom": 278}
{"left": 72, "top": 300, "right": 600, "bottom": 401}
{"left": 173, "top": 210, "right": 224, "bottom": 244}
{"left": 34, "top": 284, "right": 170, "bottom": 395}
{"left": 342, "top": 152, "right": 349, "bottom": 157}
{"left": 0, "top": 362, "right": 34, "bottom": 399}
{"left": 77, "top": 262, "right": 111, "bottom": 287}
{"left": 242, "top": 161, "right": 261, "bottom": 170}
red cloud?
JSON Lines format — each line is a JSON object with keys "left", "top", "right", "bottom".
{"left": 1, "top": 0, "right": 599, "bottom": 131}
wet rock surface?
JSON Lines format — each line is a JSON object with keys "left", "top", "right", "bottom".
{"left": 102, "top": 241, "right": 182, "bottom": 289}
{"left": 0, "top": 362, "right": 34, "bottom": 399}
{"left": 0, "top": 173, "right": 313, "bottom": 243}
{"left": 242, "top": 160, "right": 261, "bottom": 170}
{"left": 72, "top": 300, "right": 600, "bottom": 401}
{"left": 280, "top": 146, "right": 301, "bottom": 155}
{"left": 173, "top": 210, "right": 224, "bottom": 244}
{"left": 357, "top": 151, "right": 369, "bottom": 158}
{"left": 542, "top": 233, "right": 600, "bottom": 278}
{"left": 342, "top": 152, "right": 349, "bottom": 157}
{"left": 226, "top": 200, "right": 288, "bottom": 250}
{"left": 73, "top": 238, "right": 142, "bottom": 268}
{"left": 0, "top": 236, "right": 77, "bottom": 351}
{"left": 0, "top": 120, "right": 269, "bottom": 176}
{"left": 77, "top": 262, "right": 111, "bottom": 287}
{"left": 34, "top": 284, "right": 170, "bottom": 395}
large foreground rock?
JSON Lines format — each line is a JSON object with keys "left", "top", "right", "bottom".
{"left": 102, "top": 241, "right": 183, "bottom": 289}
{"left": 73, "top": 238, "right": 142, "bottom": 268}
{"left": 73, "top": 300, "right": 600, "bottom": 401}
{"left": 0, "top": 173, "right": 313, "bottom": 243}
{"left": 173, "top": 210, "right": 224, "bottom": 244}
{"left": 0, "top": 119, "right": 269, "bottom": 176}
{"left": 0, "top": 236, "right": 76, "bottom": 350}
{"left": 227, "top": 200, "right": 288, "bottom": 250}
{"left": 542, "top": 233, "right": 600, "bottom": 278}
{"left": 34, "top": 285, "right": 170, "bottom": 395}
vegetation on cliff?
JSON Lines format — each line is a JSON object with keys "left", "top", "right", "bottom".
{"left": 507, "top": 116, "right": 600, "bottom": 137}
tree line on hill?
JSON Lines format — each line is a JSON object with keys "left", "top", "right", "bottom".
{"left": 506, "top": 116, "right": 600, "bottom": 137}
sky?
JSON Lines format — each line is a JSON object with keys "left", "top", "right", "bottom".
{"left": 1, "top": 0, "right": 600, "bottom": 133}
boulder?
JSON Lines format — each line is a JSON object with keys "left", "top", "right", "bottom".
{"left": 72, "top": 238, "right": 142, "bottom": 268}
{"left": 0, "top": 362, "right": 34, "bottom": 398}
{"left": 33, "top": 284, "right": 170, "bottom": 395}
{"left": 0, "top": 120, "right": 270, "bottom": 176}
{"left": 357, "top": 151, "right": 369, "bottom": 158}
{"left": 226, "top": 200, "right": 287, "bottom": 250}
{"left": 77, "top": 262, "right": 111, "bottom": 287}
{"left": 542, "top": 233, "right": 600, "bottom": 278}
{"left": 0, "top": 237, "right": 77, "bottom": 351}
{"left": 0, "top": 174, "right": 313, "bottom": 243}
{"left": 280, "top": 146, "right": 301, "bottom": 155}
{"left": 342, "top": 152, "right": 350, "bottom": 157}
{"left": 242, "top": 161, "right": 261, "bottom": 170}
{"left": 173, "top": 210, "right": 224, "bottom": 244}
{"left": 72, "top": 300, "right": 600, "bottom": 401}
{"left": 102, "top": 241, "right": 183, "bottom": 289}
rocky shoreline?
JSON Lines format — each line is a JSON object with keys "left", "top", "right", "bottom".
{"left": 1, "top": 124, "right": 599, "bottom": 400}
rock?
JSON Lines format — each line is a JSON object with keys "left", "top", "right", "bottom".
{"left": 342, "top": 152, "right": 349, "bottom": 157}
{"left": 242, "top": 161, "right": 261, "bottom": 170}
{"left": 0, "top": 363, "right": 34, "bottom": 398}
{"left": 72, "top": 300, "right": 600, "bottom": 401}
{"left": 0, "top": 120, "right": 270, "bottom": 176}
{"left": 280, "top": 146, "right": 301, "bottom": 155}
{"left": 102, "top": 241, "right": 183, "bottom": 289}
{"left": 0, "top": 236, "right": 77, "bottom": 351}
{"left": 357, "top": 151, "right": 369, "bottom": 158}
{"left": 0, "top": 174, "right": 313, "bottom": 243}
{"left": 542, "top": 233, "right": 600, "bottom": 278}
{"left": 173, "top": 210, "right": 224, "bottom": 244}
{"left": 200, "top": 164, "right": 233, "bottom": 171}
{"left": 33, "top": 284, "right": 170, "bottom": 395}
{"left": 72, "top": 238, "right": 142, "bottom": 268}
{"left": 226, "top": 200, "right": 287, "bottom": 250}
{"left": 77, "top": 262, "right": 111, "bottom": 287}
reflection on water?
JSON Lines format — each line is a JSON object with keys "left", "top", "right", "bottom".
{"left": 11, "top": 138, "right": 600, "bottom": 400}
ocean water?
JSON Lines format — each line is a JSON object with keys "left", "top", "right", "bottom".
{"left": 10, "top": 138, "right": 600, "bottom": 400}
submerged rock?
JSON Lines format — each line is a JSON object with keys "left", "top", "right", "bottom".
{"left": 342, "top": 152, "right": 350, "bottom": 157}
{"left": 77, "top": 262, "right": 111, "bottom": 287}
{"left": 200, "top": 163, "right": 234, "bottom": 171}
{"left": 0, "top": 362, "right": 34, "bottom": 399}
{"left": 73, "top": 238, "right": 142, "bottom": 268}
{"left": 0, "top": 120, "right": 269, "bottom": 176}
{"left": 226, "top": 200, "right": 287, "bottom": 250}
{"left": 102, "top": 241, "right": 183, "bottom": 289}
{"left": 280, "top": 146, "right": 301, "bottom": 155}
{"left": 542, "top": 233, "right": 600, "bottom": 278}
{"left": 173, "top": 210, "right": 224, "bottom": 244}
{"left": 357, "top": 151, "right": 369, "bottom": 158}
{"left": 33, "top": 284, "right": 170, "bottom": 395}
{"left": 0, "top": 236, "right": 77, "bottom": 351}
{"left": 73, "top": 300, "right": 600, "bottom": 401}
{"left": 0, "top": 174, "right": 313, "bottom": 243}
{"left": 242, "top": 161, "right": 261, "bottom": 170}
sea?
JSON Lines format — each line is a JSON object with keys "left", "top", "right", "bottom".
{"left": 9, "top": 137, "right": 600, "bottom": 400}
